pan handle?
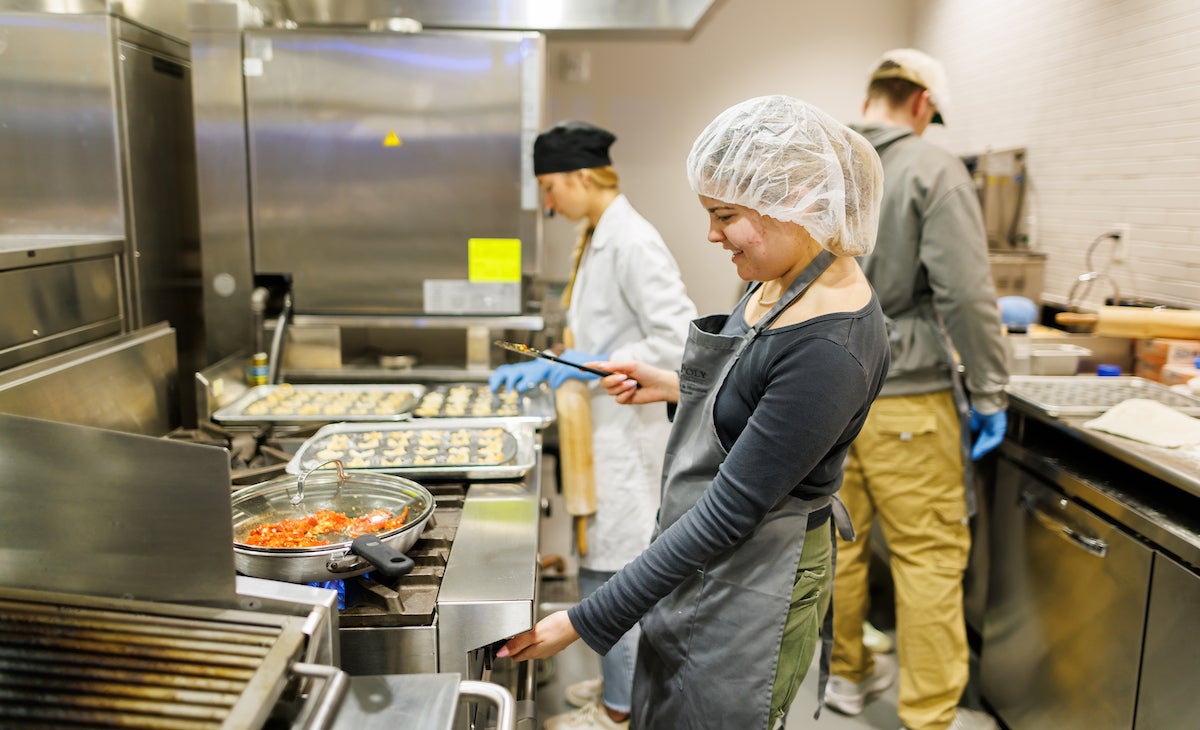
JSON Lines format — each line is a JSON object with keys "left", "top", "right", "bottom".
{"left": 349, "top": 534, "right": 415, "bottom": 578}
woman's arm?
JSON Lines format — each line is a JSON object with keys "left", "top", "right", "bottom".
{"left": 591, "top": 360, "right": 680, "bottom": 404}
{"left": 571, "top": 339, "right": 870, "bottom": 655}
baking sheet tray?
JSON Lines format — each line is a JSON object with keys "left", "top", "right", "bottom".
{"left": 413, "top": 382, "right": 556, "bottom": 426}
{"left": 286, "top": 417, "right": 539, "bottom": 480}
{"left": 212, "top": 384, "right": 426, "bottom": 424}
{"left": 1006, "top": 375, "right": 1200, "bottom": 417}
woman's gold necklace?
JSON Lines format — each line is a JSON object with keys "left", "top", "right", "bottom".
{"left": 757, "top": 286, "right": 781, "bottom": 307}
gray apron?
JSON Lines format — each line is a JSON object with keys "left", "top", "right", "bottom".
{"left": 630, "top": 250, "right": 854, "bottom": 730}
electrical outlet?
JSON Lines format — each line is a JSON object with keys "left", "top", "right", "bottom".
{"left": 1111, "top": 223, "right": 1130, "bottom": 262}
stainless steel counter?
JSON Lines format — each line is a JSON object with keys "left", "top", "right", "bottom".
{"left": 1050, "top": 413, "right": 1200, "bottom": 500}
{"left": 1007, "top": 401, "right": 1200, "bottom": 568}
{"left": 983, "top": 396, "right": 1200, "bottom": 728}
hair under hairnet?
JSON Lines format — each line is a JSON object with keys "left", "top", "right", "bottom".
{"left": 686, "top": 95, "right": 884, "bottom": 256}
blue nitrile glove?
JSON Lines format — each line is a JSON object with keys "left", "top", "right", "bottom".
{"left": 969, "top": 408, "right": 1007, "bottom": 460}
{"left": 489, "top": 359, "right": 555, "bottom": 393}
{"left": 546, "top": 349, "right": 606, "bottom": 389}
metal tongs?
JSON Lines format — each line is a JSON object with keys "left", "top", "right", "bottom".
{"left": 492, "top": 340, "right": 613, "bottom": 377}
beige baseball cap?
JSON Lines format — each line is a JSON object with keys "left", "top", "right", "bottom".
{"left": 869, "top": 48, "right": 951, "bottom": 125}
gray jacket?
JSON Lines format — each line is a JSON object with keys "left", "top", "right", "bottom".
{"left": 851, "top": 122, "right": 1009, "bottom": 414}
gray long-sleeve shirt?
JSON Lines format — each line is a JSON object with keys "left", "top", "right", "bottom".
{"left": 851, "top": 123, "right": 1009, "bottom": 414}
{"left": 568, "top": 299, "right": 889, "bottom": 654}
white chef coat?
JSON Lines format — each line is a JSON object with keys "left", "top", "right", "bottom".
{"left": 566, "top": 194, "right": 697, "bottom": 571}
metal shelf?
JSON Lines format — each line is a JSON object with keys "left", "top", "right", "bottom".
{"left": 284, "top": 314, "right": 544, "bottom": 331}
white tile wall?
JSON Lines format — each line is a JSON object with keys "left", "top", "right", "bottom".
{"left": 544, "top": 0, "right": 912, "bottom": 316}
{"left": 913, "top": 0, "right": 1200, "bottom": 309}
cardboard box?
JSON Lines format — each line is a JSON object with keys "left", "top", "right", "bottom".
{"left": 1134, "top": 338, "right": 1200, "bottom": 366}
{"left": 1134, "top": 360, "right": 1164, "bottom": 383}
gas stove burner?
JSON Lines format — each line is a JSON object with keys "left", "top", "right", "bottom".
{"left": 339, "top": 498, "right": 461, "bottom": 628}
{"left": 166, "top": 421, "right": 321, "bottom": 485}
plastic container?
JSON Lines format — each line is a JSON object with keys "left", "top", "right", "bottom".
{"left": 1029, "top": 343, "right": 1092, "bottom": 375}
{"left": 1097, "top": 364, "right": 1122, "bottom": 376}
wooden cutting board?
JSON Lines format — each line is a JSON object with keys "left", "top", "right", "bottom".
{"left": 555, "top": 379, "right": 596, "bottom": 555}
{"left": 1055, "top": 306, "right": 1200, "bottom": 339}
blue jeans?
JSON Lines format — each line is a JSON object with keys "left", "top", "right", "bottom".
{"left": 578, "top": 568, "right": 638, "bottom": 713}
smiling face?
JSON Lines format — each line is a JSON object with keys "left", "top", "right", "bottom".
{"left": 699, "top": 195, "right": 811, "bottom": 282}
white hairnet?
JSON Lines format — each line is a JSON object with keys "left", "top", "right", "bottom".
{"left": 686, "top": 95, "right": 883, "bottom": 257}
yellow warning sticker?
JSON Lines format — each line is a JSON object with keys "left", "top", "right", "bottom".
{"left": 468, "top": 238, "right": 522, "bottom": 282}
{"left": 383, "top": 130, "right": 402, "bottom": 147}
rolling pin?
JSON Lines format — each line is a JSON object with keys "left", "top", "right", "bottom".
{"left": 1055, "top": 306, "right": 1200, "bottom": 339}
{"left": 555, "top": 378, "right": 596, "bottom": 556}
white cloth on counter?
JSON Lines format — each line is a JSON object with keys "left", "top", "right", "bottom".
{"left": 1083, "top": 398, "right": 1200, "bottom": 449}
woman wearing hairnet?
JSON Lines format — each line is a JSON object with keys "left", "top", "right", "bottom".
{"left": 491, "top": 120, "right": 697, "bottom": 730}
{"left": 499, "top": 96, "right": 890, "bottom": 729}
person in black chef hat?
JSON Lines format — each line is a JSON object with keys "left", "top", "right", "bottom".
{"left": 491, "top": 121, "right": 696, "bottom": 730}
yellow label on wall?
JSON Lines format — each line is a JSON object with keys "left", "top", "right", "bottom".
{"left": 468, "top": 238, "right": 522, "bottom": 282}
{"left": 383, "top": 130, "right": 402, "bottom": 147}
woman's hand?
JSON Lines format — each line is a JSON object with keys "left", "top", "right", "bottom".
{"left": 496, "top": 610, "right": 580, "bottom": 662}
{"left": 590, "top": 360, "right": 680, "bottom": 405}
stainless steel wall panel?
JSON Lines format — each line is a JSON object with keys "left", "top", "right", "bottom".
{"left": 0, "top": 410, "right": 236, "bottom": 604}
{"left": 339, "top": 625, "right": 439, "bottom": 675}
{"left": 0, "top": 236, "right": 124, "bottom": 369}
{"left": 243, "top": 29, "right": 536, "bottom": 315}
{"left": 0, "top": 322, "right": 179, "bottom": 435}
{"left": 0, "top": 1, "right": 190, "bottom": 43}
{"left": 190, "top": 21, "right": 258, "bottom": 362}
{"left": 0, "top": 259, "right": 122, "bottom": 366}
{"left": 276, "top": 0, "right": 723, "bottom": 39}
{"left": 114, "top": 35, "right": 206, "bottom": 417}
{"left": 0, "top": 12, "right": 122, "bottom": 236}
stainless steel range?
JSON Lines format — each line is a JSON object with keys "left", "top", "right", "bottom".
{"left": 0, "top": 585, "right": 346, "bottom": 729}
{"left": 165, "top": 406, "right": 541, "bottom": 728}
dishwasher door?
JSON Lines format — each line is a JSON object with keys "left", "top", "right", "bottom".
{"left": 982, "top": 455, "right": 1153, "bottom": 729}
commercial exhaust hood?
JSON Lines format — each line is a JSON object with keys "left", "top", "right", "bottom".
{"left": 252, "top": 0, "right": 723, "bottom": 39}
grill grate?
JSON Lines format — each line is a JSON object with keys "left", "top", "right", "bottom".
{"left": 0, "top": 588, "right": 310, "bottom": 729}
{"left": 1007, "top": 375, "right": 1200, "bottom": 417}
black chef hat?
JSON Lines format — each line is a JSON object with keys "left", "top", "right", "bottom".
{"left": 533, "top": 121, "right": 617, "bottom": 176}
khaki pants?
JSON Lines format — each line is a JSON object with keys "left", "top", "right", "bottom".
{"left": 831, "top": 391, "right": 970, "bottom": 730}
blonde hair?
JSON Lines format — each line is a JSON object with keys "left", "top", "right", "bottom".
{"left": 560, "top": 166, "right": 619, "bottom": 307}
{"left": 579, "top": 165, "right": 619, "bottom": 190}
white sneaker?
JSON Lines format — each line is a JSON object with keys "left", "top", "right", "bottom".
{"left": 543, "top": 701, "right": 629, "bottom": 730}
{"left": 901, "top": 707, "right": 1000, "bottom": 730}
{"left": 564, "top": 677, "right": 603, "bottom": 708}
{"left": 863, "top": 621, "right": 895, "bottom": 654}
{"left": 824, "top": 653, "right": 897, "bottom": 715}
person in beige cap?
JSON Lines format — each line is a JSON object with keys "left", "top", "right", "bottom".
{"left": 825, "top": 49, "right": 1008, "bottom": 730}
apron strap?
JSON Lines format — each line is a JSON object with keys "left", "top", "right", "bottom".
{"left": 813, "top": 509, "right": 842, "bottom": 721}
{"left": 748, "top": 250, "right": 838, "bottom": 337}
{"left": 831, "top": 494, "right": 855, "bottom": 542}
